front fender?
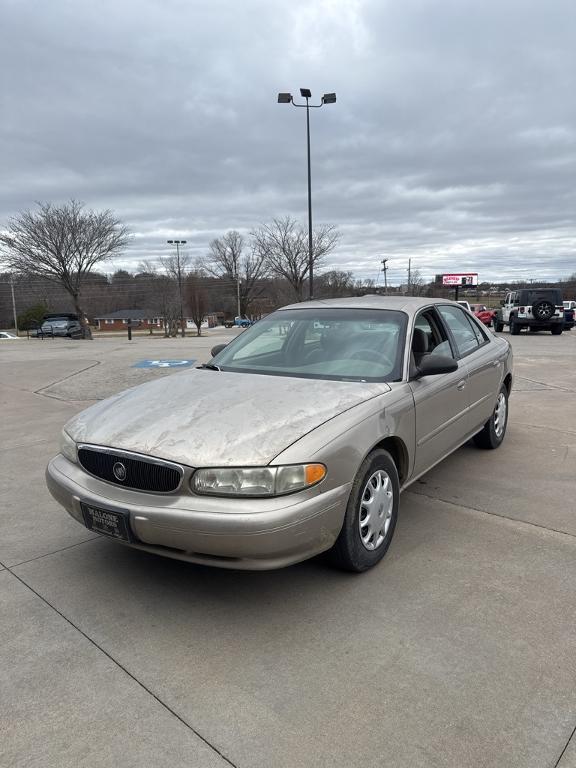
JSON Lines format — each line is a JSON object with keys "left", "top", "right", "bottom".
{"left": 271, "top": 385, "right": 416, "bottom": 492}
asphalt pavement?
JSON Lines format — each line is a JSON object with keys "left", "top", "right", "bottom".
{"left": 1, "top": 328, "right": 575, "bottom": 768}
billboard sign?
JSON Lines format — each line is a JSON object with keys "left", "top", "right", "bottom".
{"left": 442, "top": 273, "right": 478, "bottom": 286}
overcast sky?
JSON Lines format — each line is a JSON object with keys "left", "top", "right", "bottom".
{"left": 2, "top": 0, "right": 575, "bottom": 285}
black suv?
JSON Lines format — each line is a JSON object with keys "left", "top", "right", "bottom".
{"left": 34, "top": 314, "right": 83, "bottom": 339}
{"left": 494, "top": 289, "right": 564, "bottom": 335}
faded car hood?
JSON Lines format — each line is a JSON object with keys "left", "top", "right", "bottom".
{"left": 65, "top": 369, "right": 389, "bottom": 467}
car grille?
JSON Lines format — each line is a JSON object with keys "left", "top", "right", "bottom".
{"left": 77, "top": 447, "right": 183, "bottom": 493}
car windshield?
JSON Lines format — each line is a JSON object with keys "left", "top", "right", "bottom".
{"left": 212, "top": 308, "right": 407, "bottom": 382}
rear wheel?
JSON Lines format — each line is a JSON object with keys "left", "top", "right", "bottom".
{"left": 330, "top": 449, "right": 399, "bottom": 572}
{"left": 551, "top": 325, "right": 563, "bottom": 335}
{"left": 494, "top": 319, "right": 504, "bottom": 332}
{"left": 510, "top": 317, "right": 521, "bottom": 335}
{"left": 474, "top": 384, "right": 509, "bottom": 449}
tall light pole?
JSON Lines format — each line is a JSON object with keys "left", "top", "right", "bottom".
{"left": 236, "top": 273, "right": 241, "bottom": 318}
{"left": 167, "top": 239, "right": 186, "bottom": 337}
{"left": 10, "top": 277, "right": 18, "bottom": 335}
{"left": 278, "top": 89, "right": 336, "bottom": 300}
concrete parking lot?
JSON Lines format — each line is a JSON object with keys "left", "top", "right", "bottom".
{"left": 1, "top": 329, "right": 575, "bottom": 768}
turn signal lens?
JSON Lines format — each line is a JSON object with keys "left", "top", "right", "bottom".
{"left": 305, "top": 464, "right": 326, "bottom": 485}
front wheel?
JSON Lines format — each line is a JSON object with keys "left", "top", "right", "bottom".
{"left": 473, "top": 384, "right": 509, "bottom": 449}
{"left": 329, "top": 449, "right": 399, "bottom": 572}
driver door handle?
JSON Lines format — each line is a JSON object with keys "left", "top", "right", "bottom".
{"left": 457, "top": 379, "right": 467, "bottom": 391}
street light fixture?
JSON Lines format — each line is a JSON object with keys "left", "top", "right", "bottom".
{"left": 166, "top": 239, "right": 187, "bottom": 337}
{"left": 277, "top": 88, "right": 337, "bottom": 300}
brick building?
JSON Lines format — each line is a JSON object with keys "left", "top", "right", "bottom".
{"left": 93, "top": 310, "right": 163, "bottom": 331}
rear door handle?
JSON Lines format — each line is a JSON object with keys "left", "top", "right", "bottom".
{"left": 457, "top": 380, "right": 466, "bottom": 390}
{"left": 492, "top": 360, "right": 501, "bottom": 368}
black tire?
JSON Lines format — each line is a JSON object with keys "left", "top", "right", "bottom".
{"left": 329, "top": 449, "right": 399, "bottom": 572}
{"left": 532, "top": 299, "right": 555, "bottom": 321}
{"left": 551, "top": 325, "right": 563, "bottom": 335}
{"left": 510, "top": 317, "right": 521, "bottom": 335}
{"left": 473, "top": 383, "right": 509, "bottom": 449}
{"left": 494, "top": 320, "right": 504, "bottom": 332}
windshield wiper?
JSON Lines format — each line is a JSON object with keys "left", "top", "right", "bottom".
{"left": 198, "top": 363, "right": 221, "bottom": 371}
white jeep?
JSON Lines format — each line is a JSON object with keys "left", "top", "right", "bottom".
{"left": 494, "top": 288, "right": 564, "bottom": 335}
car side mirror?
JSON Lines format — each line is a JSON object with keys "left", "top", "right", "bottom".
{"left": 415, "top": 354, "right": 458, "bottom": 378}
{"left": 211, "top": 343, "right": 227, "bottom": 357}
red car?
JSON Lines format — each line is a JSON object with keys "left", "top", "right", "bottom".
{"left": 470, "top": 304, "right": 496, "bottom": 327}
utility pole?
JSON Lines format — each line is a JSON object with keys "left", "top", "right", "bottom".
{"left": 381, "top": 259, "right": 389, "bottom": 295}
{"left": 407, "top": 258, "right": 412, "bottom": 296}
{"left": 10, "top": 277, "right": 18, "bottom": 335}
{"left": 236, "top": 274, "right": 241, "bottom": 318}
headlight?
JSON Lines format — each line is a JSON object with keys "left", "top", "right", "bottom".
{"left": 191, "top": 464, "right": 326, "bottom": 497}
{"left": 60, "top": 430, "right": 77, "bottom": 463}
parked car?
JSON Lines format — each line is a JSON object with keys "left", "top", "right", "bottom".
{"left": 469, "top": 304, "right": 496, "bottom": 327}
{"left": 494, "top": 288, "right": 564, "bottom": 335}
{"left": 47, "top": 297, "right": 513, "bottom": 573}
{"left": 457, "top": 300, "right": 472, "bottom": 312}
{"left": 224, "top": 316, "right": 252, "bottom": 328}
{"left": 0, "top": 331, "right": 19, "bottom": 339}
{"left": 563, "top": 301, "right": 575, "bottom": 330}
{"left": 33, "top": 314, "right": 83, "bottom": 338}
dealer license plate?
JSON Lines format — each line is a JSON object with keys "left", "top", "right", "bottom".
{"left": 81, "top": 503, "right": 133, "bottom": 542}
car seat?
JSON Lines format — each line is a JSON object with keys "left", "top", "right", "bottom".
{"left": 412, "top": 328, "right": 429, "bottom": 365}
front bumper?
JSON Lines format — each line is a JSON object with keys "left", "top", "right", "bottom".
{"left": 46, "top": 454, "right": 350, "bottom": 570}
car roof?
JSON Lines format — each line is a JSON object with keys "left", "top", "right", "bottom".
{"left": 278, "top": 295, "right": 459, "bottom": 315}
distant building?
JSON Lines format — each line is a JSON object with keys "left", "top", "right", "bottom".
{"left": 93, "top": 310, "right": 163, "bottom": 331}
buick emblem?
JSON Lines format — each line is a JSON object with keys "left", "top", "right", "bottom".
{"left": 113, "top": 461, "right": 127, "bottom": 481}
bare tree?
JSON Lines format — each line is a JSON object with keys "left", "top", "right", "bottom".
{"left": 316, "top": 270, "right": 355, "bottom": 298}
{"left": 354, "top": 278, "right": 376, "bottom": 296}
{"left": 204, "top": 230, "right": 268, "bottom": 317}
{"left": 409, "top": 269, "right": 427, "bottom": 296}
{"left": 184, "top": 273, "right": 207, "bottom": 336}
{"left": 0, "top": 200, "right": 130, "bottom": 338}
{"left": 206, "top": 230, "right": 244, "bottom": 278}
{"left": 160, "top": 252, "right": 192, "bottom": 337}
{"left": 146, "top": 274, "right": 178, "bottom": 337}
{"left": 137, "top": 260, "right": 158, "bottom": 275}
{"left": 251, "top": 217, "right": 339, "bottom": 302}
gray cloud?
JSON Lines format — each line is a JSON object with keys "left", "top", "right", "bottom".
{"left": 1, "top": 0, "right": 575, "bottom": 285}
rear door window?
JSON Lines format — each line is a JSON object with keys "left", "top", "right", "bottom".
{"left": 437, "top": 305, "right": 484, "bottom": 357}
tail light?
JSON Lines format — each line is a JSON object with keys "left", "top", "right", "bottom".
{"left": 519, "top": 306, "right": 525, "bottom": 313}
